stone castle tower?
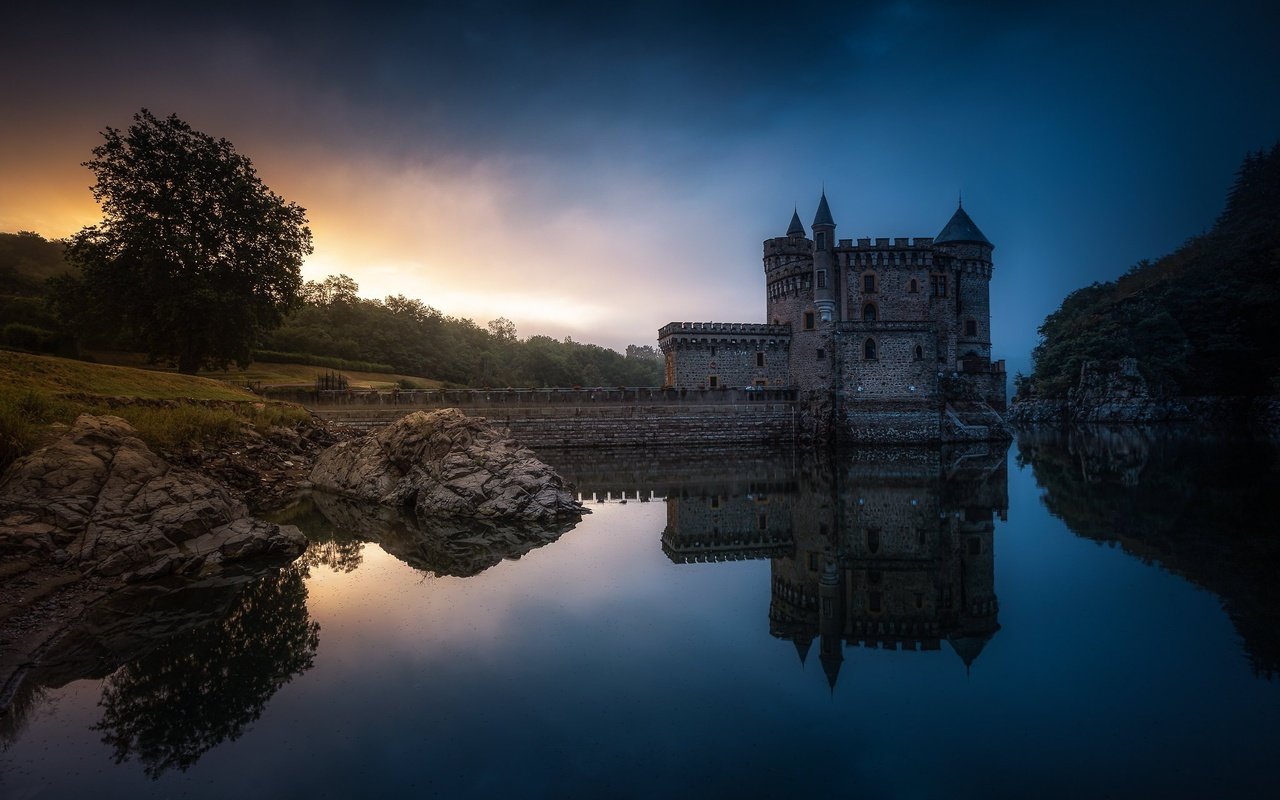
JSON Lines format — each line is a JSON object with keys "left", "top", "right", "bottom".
{"left": 659, "top": 191, "right": 1008, "bottom": 443}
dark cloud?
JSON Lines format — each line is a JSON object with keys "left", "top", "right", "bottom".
{"left": 3, "top": 0, "right": 1280, "bottom": 364}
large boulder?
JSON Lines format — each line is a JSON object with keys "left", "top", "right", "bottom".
{"left": 0, "top": 415, "right": 305, "bottom": 581}
{"left": 308, "top": 408, "right": 587, "bottom": 522}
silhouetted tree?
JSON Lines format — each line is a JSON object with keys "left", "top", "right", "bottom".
{"left": 55, "top": 109, "right": 312, "bottom": 373}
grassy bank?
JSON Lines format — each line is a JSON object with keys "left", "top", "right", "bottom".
{"left": 0, "top": 351, "right": 313, "bottom": 473}
{"left": 87, "top": 351, "right": 444, "bottom": 390}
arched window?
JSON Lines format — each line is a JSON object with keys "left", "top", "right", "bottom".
{"left": 909, "top": 278, "right": 919, "bottom": 293}
{"left": 862, "top": 303, "right": 877, "bottom": 321}
{"left": 914, "top": 344, "right": 924, "bottom": 361}
{"left": 863, "top": 338, "right": 877, "bottom": 360}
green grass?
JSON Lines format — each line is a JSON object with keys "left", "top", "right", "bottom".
{"left": 87, "top": 350, "right": 444, "bottom": 390}
{"left": 0, "top": 351, "right": 315, "bottom": 474}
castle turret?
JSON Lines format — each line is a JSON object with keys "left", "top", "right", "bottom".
{"left": 811, "top": 192, "right": 837, "bottom": 322}
{"left": 933, "top": 201, "right": 995, "bottom": 365}
{"left": 764, "top": 210, "right": 814, "bottom": 328}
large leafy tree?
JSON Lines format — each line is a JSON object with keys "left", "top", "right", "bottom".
{"left": 60, "top": 109, "right": 312, "bottom": 373}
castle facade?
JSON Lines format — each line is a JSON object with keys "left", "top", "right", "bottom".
{"left": 658, "top": 193, "right": 1008, "bottom": 442}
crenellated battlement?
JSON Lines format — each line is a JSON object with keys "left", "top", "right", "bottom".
{"left": 659, "top": 321, "right": 791, "bottom": 340}
{"left": 763, "top": 236, "right": 813, "bottom": 257}
{"left": 840, "top": 237, "right": 937, "bottom": 250}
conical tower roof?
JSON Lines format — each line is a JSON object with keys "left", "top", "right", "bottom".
{"left": 948, "top": 633, "right": 993, "bottom": 671}
{"left": 787, "top": 208, "right": 806, "bottom": 237}
{"left": 935, "top": 204, "right": 992, "bottom": 246}
{"left": 812, "top": 192, "right": 835, "bottom": 228}
{"left": 793, "top": 635, "right": 813, "bottom": 666}
{"left": 819, "top": 649, "right": 843, "bottom": 691}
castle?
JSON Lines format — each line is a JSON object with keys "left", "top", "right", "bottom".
{"left": 658, "top": 192, "right": 1009, "bottom": 442}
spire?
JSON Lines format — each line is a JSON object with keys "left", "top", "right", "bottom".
{"left": 787, "top": 207, "right": 805, "bottom": 237}
{"left": 819, "top": 648, "right": 843, "bottom": 692}
{"left": 934, "top": 204, "right": 992, "bottom": 246}
{"left": 812, "top": 191, "right": 835, "bottom": 228}
{"left": 793, "top": 635, "right": 813, "bottom": 666}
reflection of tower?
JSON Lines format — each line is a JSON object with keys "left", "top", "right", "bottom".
{"left": 951, "top": 506, "right": 999, "bottom": 672}
{"left": 657, "top": 444, "right": 1009, "bottom": 686}
{"left": 818, "top": 559, "right": 844, "bottom": 690}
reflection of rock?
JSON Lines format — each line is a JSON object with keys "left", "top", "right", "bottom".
{"left": 1018, "top": 426, "right": 1280, "bottom": 678}
{"left": 308, "top": 492, "right": 576, "bottom": 578}
{"left": 0, "top": 415, "right": 305, "bottom": 581}
{"left": 309, "top": 409, "right": 586, "bottom": 522}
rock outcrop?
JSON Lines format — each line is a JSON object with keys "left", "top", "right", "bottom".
{"left": 308, "top": 409, "right": 587, "bottom": 522}
{"left": 0, "top": 415, "right": 305, "bottom": 582}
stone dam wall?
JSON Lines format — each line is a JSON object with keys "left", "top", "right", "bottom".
{"left": 296, "top": 389, "right": 799, "bottom": 453}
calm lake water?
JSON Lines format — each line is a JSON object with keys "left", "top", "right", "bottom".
{"left": 2, "top": 429, "right": 1279, "bottom": 798}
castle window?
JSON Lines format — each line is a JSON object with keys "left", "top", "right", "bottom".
{"left": 756, "top": 351, "right": 765, "bottom": 368}
{"left": 816, "top": 232, "right": 826, "bottom": 249}
{"left": 862, "top": 303, "right": 877, "bottom": 322}
{"left": 909, "top": 278, "right": 919, "bottom": 293}
{"left": 817, "top": 270, "right": 827, "bottom": 289}
{"left": 804, "top": 312, "right": 815, "bottom": 330}
{"left": 708, "top": 376, "right": 718, "bottom": 388}
{"left": 710, "top": 346, "right": 717, "bottom": 357}
{"left": 758, "top": 513, "right": 768, "bottom": 530}
{"left": 930, "top": 273, "right": 948, "bottom": 297}
{"left": 965, "top": 319, "right": 978, "bottom": 337}
{"left": 816, "top": 348, "right": 825, "bottom": 360}
{"left": 867, "top": 528, "right": 880, "bottom": 553}
{"left": 863, "top": 273, "right": 876, "bottom": 293}
{"left": 863, "top": 338, "right": 877, "bottom": 360}
{"left": 869, "top": 591, "right": 882, "bottom": 613}
{"left": 914, "top": 344, "right": 924, "bottom": 361}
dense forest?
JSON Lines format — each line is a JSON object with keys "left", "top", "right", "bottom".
{"left": 1022, "top": 144, "right": 1280, "bottom": 398}
{"left": 0, "top": 236, "right": 663, "bottom": 387}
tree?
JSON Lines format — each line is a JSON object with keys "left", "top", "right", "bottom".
{"left": 58, "top": 109, "right": 312, "bottom": 373}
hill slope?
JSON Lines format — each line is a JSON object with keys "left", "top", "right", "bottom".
{"left": 1024, "top": 144, "right": 1280, "bottom": 398}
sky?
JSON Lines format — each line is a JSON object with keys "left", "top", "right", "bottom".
{"left": 2, "top": 0, "right": 1279, "bottom": 377}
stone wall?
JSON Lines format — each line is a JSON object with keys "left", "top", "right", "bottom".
{"left": 312, "top": 402, "right": 798, "bottom": 452}
{"left": 836, "top": 401, "right": 942, "bottom": 444}
{"left": 658, "top": 322, "right": 791, "bottom": 389}
{"left": 836, "top": 323, "right": 938, "bottom": 401}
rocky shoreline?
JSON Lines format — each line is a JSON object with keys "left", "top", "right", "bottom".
{"left": 1007, "top": 395, "right": 1280, "bottom": 436}
{"left": 0, "top": 407, "right": 585, "bottom": 717}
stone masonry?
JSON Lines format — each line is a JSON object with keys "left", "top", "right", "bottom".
{"left": 659, "top": 193, "right": 1009, "bottom": 443}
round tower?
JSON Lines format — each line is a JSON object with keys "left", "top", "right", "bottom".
{"left": 932, "top": 201, "right": 995, "bottom": 363}
{"left": 764, "top": 209, "right": 814, "bottom": 329}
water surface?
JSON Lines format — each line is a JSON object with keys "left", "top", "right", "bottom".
{"left": 2, "top": 431, "right": 1278, "bottom": 798}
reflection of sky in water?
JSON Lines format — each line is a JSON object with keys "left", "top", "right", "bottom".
{"left": 3, "top": 446, "right": 1279, "bottom": 798}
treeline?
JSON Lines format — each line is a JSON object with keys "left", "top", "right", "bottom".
{"left": 0, "top": 231, "right": 76, "bottom": 356}
{"left": 1022, "top": 143, "right": 1280, "bottom": 398}
{"left": 260, "top": 275, "right": 663, "bottom": 387}
{"left": 0, "top": 237, "right": 664, "bottom": 387}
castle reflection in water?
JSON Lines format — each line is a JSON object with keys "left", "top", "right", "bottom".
{"left": 558, "top": 443, "right": 1009, "bottom": 689}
